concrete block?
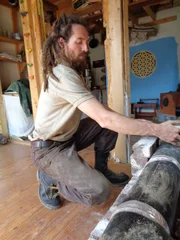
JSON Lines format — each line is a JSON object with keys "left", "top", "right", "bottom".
{"left": 131, "top": 136, "right": 158, "bottom": 176}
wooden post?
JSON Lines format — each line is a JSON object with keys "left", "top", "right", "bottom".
{"left": 122, "top": 0, "right": 131, "bottom": 162}
{"left": 103, "top": 0, "right": 130, "bottom": 162}
{"left": 19, "top": 0, "right": 46, "bottom": 118}
{"left": 0, "top": 79, "right": 8, "bottom": 137}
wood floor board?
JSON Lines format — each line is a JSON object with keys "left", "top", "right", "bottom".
{"left": 0, "top": 142, "right": 131, "bottom": 240}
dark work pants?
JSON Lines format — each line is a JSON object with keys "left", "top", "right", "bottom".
{"left": 31, "top": 118, "right": 118, "bottom": 206}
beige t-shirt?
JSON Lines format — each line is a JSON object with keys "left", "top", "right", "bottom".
{"left": 31, "top": 64, "right": 94, "bottom": 142}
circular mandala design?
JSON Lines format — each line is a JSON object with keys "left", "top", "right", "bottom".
{"left": 131, "top": 51, "right": 156, "bottom": 78}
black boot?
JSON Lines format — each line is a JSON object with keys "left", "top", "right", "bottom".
{"left": 95, "top": 151, "right": 130, "bottom": 187}
{"left": 37, "top": 170, "right": 62, "bottom": 210}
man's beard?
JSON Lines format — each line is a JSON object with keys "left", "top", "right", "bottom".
{"left": 63, "top": 48, "right": 87, "bottom": 74}
{"left": 72, "top": 58, "right": 87, "bottom": 74}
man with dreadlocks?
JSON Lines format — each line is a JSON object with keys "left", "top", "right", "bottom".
{"left": 30, "top": 14, "right": 180, "bottom": 210}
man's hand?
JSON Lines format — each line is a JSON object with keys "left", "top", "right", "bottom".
{"left": 78, "top": 98, "right": 180, "bottom": 145}
{"left": 157, "top": 121, "right": 180, "bottom": 145}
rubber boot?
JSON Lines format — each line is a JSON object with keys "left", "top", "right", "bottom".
{"left": 95, "top": 151, "right": 130, "bottom": 187}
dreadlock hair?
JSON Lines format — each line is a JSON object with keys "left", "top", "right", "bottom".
{"left": 42, "top": 14, "right": 88, "bottom": 91}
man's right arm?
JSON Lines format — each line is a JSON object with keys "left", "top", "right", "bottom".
{"left": 78, "top": 97, "right": 180, "bottom": 145}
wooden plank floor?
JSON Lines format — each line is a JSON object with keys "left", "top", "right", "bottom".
{"left": 0, "top": 143, "right": 131, "bottom": 240}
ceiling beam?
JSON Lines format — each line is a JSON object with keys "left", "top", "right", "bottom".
{"left": 84, "top": 12, "right": 102, "bottom": 20}
{"left": 174, "top": 0, "right": 180, "bottom": 7}
{"left": 56, "top": 0, "right": 73, "bottom": 16}
{"left": 139, "top": 15, "right": 177, "bottom": 26}
{"left": 143, "top": 6, "right": 156, "bottom": 20}
{"left": 135, "top": 2, "right": 174, "bottom": 18}
{"left": 129, "top": 0, "right": 172, "bottom": 10}
{"left": 157, "top": 2, "right": 173, "bottom": 10}
{"left": 73, "top": 3, "right": 102, "bottom": 15}
{"left": 43, "top": 0, "right": 58, "bottom": 10}
{"left": 50, "top": 0, "right": 65, "bottom": 4}
{"left": 86, "top": 0, "right": 102, "bottom": 2}
{"left": 129, "top": 11, "right": 139, "bottom": 25}
{"left": 56, "top": 0, "right": 72, "bottom": 8}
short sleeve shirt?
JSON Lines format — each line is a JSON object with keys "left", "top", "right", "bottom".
{"left": 31, "top": 64, "right": 94, "bottom": 142}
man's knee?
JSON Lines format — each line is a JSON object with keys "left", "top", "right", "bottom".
{"left": 87, "top": 178, "right": 112, "bottom": 206}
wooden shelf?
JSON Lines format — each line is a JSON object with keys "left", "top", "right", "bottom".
{"left": 0, "top": 56, "right": 25, "bottom": 64}
{"left": 0, "top": 36, "right": 23, "bottom": 45}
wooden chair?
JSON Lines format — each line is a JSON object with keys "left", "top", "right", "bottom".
{"left": 133, "top": 98, "right": 158, "bottom": 119}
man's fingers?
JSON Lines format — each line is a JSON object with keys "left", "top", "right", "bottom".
{"left": 175, "top": 134, "right": 180, "bottom": 141}
{"left": 173, "top": 125, "right": 180, "bottom": 134}
{"left": 171, "top": 134, "right": 180, "bottom": 145}
{"left": 169, "top": 120, "right": 180, "bottom": 125}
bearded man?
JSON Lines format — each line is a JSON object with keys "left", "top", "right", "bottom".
{"left": 30, "top": 14, "right": 180, "bottom": 210}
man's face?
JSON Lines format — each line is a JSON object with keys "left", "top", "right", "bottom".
{"left": 62, "top": 24, "right": 89, "bottom": 66}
